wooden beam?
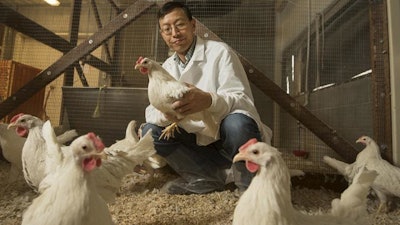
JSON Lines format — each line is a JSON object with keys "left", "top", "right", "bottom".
{"left": 369, "top": 0, "right": 392, "bottom": 162}
{"left": 195, "top": 20, "right": 358, "bottom": 162}
{"left": 65, "top": 0, "right": 86, "bottom": 87}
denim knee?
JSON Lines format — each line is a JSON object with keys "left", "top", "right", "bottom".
{"left": 141, "top": 123, "right": 162, "bottom": 138}
{"left": 220, "top": 113, "right": 261, "bottom": 159}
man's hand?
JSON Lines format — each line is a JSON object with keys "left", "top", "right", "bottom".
{"left": 172, "top": 83, "right": 212, "bottom": 116}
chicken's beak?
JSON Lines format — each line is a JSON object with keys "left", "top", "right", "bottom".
{"left": 134, "top": 63, "right": 141, "bottom": 70}
{"left": 356, "top": 137, "right": 364, "bottom": 144}
{"left": 233, "top": 151, "right": 248, "bottom": 163}
{"left": 7, "top": 122, "right": 16, "bottom": 130}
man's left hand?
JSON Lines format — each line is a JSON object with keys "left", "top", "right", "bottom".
{"left": 172, "top": 83, "right": 212, "bottom": 116}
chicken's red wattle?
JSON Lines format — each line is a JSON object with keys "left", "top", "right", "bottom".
{"left": 246, "top": 161, "right": 260, "bottom": 173}
{"left": 140, "top": 67, "right": 149, "bottom": 74}
{"left": 16, "top": 126, "right": 28, "bottom": 138}
{"left": 83, "top": 157, "right": 99, "bottom": 172}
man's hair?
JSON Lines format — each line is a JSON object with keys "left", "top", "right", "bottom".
{"left": 157, "top": 2, "right": 193, "bottom": 21}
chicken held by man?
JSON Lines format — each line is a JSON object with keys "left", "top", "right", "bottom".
{"left": 134, "top": 56, "right": 218, "bottom": 140}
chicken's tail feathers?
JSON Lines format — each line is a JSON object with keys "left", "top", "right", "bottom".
{"left": 125, "top": 120, "right": 139, "bottom": 142}
{"left": 331, "top": 166, "right": 377, "bottom": 223}
{"left": 322, "top": 156, "right": 351, "bottom": 178}
{"left": 55, "top": 129, "right": 78, "bottom": 145}
{"left": 128, "top": 129, "right": 156, "bottom": 158}
{"left": 42, "top": 120, "right": 64, "bottom": 173}
{"left": 93, "top": 130, "right": 156, "bottom": 203}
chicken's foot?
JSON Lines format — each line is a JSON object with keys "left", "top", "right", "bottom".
{"left": 159, "top": 122, "right": 180, "bottom": 140}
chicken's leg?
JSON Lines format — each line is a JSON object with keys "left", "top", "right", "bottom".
{"left": 160, "top": 122, "right": 180, "bottom": 140}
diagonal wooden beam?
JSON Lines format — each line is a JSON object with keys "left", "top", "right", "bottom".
{"left": 195, "top": 20, "right": 358, "bottom": 162}
{"left": 0, "top": 0, "right": 156, "bottom": 120}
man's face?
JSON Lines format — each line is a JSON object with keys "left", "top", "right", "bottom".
{"left": 159, "top": 8, "right": 196, "bottom": 55}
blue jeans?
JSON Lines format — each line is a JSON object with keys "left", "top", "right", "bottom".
{"left": 141, "top": 113, "right": 261, "bottom": 190}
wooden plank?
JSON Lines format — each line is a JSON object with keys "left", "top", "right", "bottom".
{"left": 195, "top": 20, "right": 358, "bottom": 162}
{"left": 369, "top": 0, "right": 392, "bottom": 162}
{"left": 0, "top": 0, "right": 155, "bottom": 120}
{"left": 65, "top": 0, "right": 87, "bottom": 87}
{"left": 0, "top": 60, "right": 44, "bottom": 122}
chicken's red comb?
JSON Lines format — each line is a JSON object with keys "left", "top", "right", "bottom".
{"left": 10, "top": 113, "right": 24, "bottom": 123}
{"left": 239, "top": 138, "right": 258, "bottom": 152}
{"left": 136, "top": 56, "right": 144, "bottom": 64}
{"left": 87, "top": 132, "right": 105, "bottom": 152}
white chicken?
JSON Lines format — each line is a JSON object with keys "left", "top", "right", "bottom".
{"left": 22, "top": 123, "right": 114, "bottom": 225}
{"left": 0, "top": 123, "right": 25, "bottom": 182}
{"left": 138, "top": 123, "right": 167, "bottom": 175}
{"left": 7, "top": 113, "right": 78, "bottom": 190}
{"left": 86, "top": 120, "right": 156, "bottom": 203}
{"left": 8, "top": 113, "right": 156, "bottom": 203}
{"left": 323, "top": 135, "right": 400, "bottom": 213}
{"left": 134, "top": 56, "right": 218, "bottom": 140}
{"left": 232, "top": 138, "right": 377, "bottom": 225}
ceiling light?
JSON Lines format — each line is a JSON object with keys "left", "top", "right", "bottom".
{"left": 44, "top": 0, "right": 60, "bottom": 6}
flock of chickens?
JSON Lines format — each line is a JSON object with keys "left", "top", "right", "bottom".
{"left": 0, "top": 56, "right": 399, "bottom": 224}
{"left": 1, "top": 113, "right": 157, "bottom": 224}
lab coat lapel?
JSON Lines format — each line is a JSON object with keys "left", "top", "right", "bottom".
{"left": 180, "top": 37, "right": 205, "bottom": 81}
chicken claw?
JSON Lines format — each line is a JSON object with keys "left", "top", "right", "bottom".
{"left": 159, "top": 123, "right": 180, "bottom": 140}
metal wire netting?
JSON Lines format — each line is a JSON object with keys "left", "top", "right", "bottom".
{"left": 0, "top": 0, "right": 381, "bottom": 173}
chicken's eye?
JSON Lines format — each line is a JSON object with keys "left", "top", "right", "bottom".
{"left": 252, "top": 149, "right": 259, "bottom": 155}
{"left": 82, "top": 145, "right": 87, "bottom": 150}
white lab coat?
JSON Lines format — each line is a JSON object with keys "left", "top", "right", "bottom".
{"left": 145, "top": 36, "right": 272, "bottom": 145}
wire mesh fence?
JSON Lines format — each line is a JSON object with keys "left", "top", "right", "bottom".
{"left": 0, "top": 0, "right": 387, "bottom": 173}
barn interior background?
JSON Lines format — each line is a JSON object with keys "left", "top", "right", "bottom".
{"left": 0, "top": 0, "right": 399, "bottom": 178}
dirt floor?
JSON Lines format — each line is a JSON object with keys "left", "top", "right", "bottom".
{"left": 0, "top": 157, "right": 399, "bottom": 225}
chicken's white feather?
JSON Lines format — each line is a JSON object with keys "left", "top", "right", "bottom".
{"left": 324, "top": 135, "right": 400, "bottom": 212}
{"left": 135, "top": 57, "right": 218, "bottom": 140}
{"left": 22, "top": 131, "right": 114, "bottom": 225}
{"left": 233, "top": 139, "right": 375, "bottom": 225}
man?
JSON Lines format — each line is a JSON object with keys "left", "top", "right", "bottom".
{"left": 141, "top": 2, "right": 272, "bottom": 194}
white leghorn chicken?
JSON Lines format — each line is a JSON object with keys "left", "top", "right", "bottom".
{"left": 134, "top": 56, "right": 218, "bottom": 140}
{"left": 22, "top": 122, "right": 114, "bottom": 225}
{"left": 232, "top": 138, "right": 377, "bottom": 225}
{"left": 81, "top": 120, "right": 156, "bottom": 203}
{"left": 8, "top": 113, "right": 156, "bottom": 203}
{"left": 7, "top": 113, "right": 78, "bottom": 190}
{"left": 0, "top": 123, "right": 25, "bottom": 182}
{"left": 323, "top": 135, "right": 400, "bottom": 213}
